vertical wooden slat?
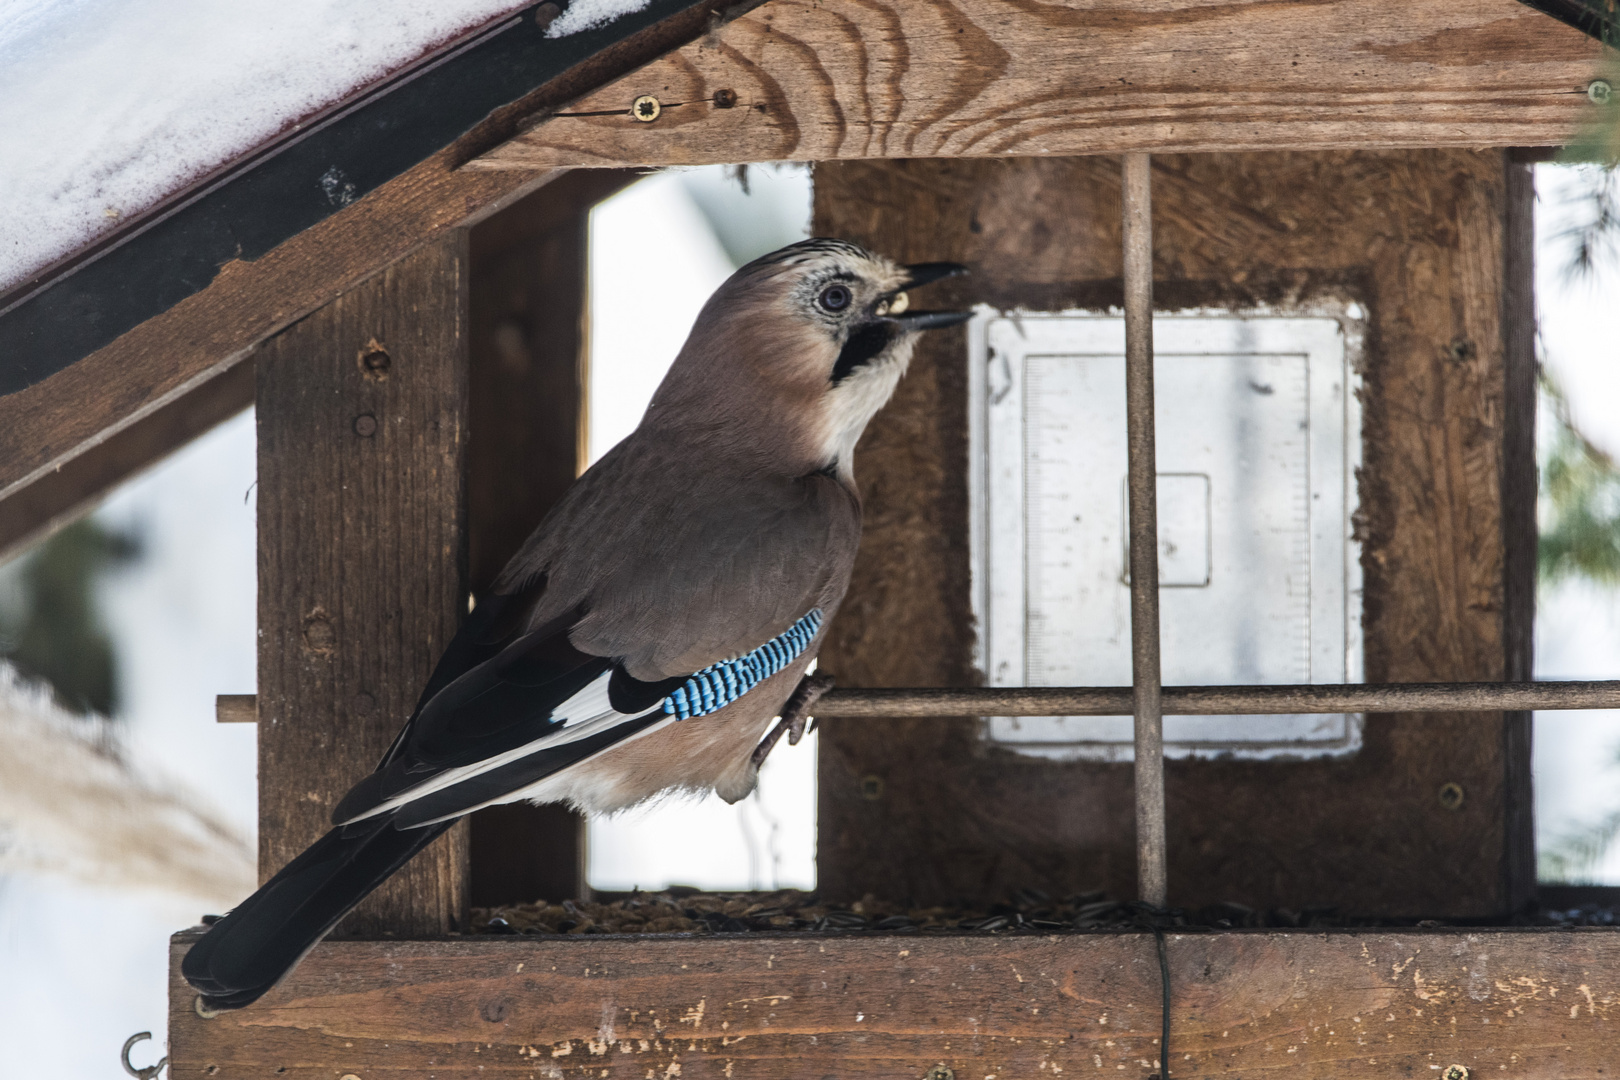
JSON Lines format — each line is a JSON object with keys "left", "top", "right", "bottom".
{"left": 1499, "top": 158, "right": 1538, "bottom": 912}
{"left": 256, "top": 234, "right": 470, "bottom": 936}
{"left": 464, "top": 169, "right": 636, "bottom": 907}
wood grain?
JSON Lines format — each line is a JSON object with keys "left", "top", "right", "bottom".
{"left": 813, "top": 150, "right": 1535, "bottom": 917}
{"left": 169, "top": 928, "right": 1620, "bottom": 1079}
{"left": 475, "top": 0, "right": 1604, "bottom": 171}
{"left": 256, "top": 236, "right": 470, "bottom": 935}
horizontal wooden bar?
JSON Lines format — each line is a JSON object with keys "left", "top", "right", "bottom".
{"left": 473, "top": 0, "right": 1603, "bottom": 171}
{"left": 214, "top": 694, "right": 257, "bottom": 724}
{"left": 168, "top": 927, "right": 1620, "bottom": 1079}
{"left": 198, "top": 680, "right": 1620, "bottom": 725}
{"left": 814, "top": 680, "right": 1620, "bottom": 716}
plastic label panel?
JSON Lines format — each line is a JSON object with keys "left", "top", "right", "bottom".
{"left": 967, "top": 310, "right": 1364, "bottom": 761}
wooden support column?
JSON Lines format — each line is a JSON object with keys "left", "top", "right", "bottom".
{"left": 814, "top": 150, "right": 1536, "bottom": 918}
{"left": 256, "top": 235, "right": 470, "bottom": 935}
{"left": 464, "top": 169, "right": 635, "bottom": 907}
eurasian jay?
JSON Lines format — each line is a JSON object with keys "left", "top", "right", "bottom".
{"left": 182, "top": 237, "right": 968, "bottom": 1009}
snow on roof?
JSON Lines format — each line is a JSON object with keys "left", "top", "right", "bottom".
{"left": 0, "top": 0, "right": 649, "bottom": 297}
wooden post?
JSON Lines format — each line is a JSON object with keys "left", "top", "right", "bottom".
{"left": 464, "top": 169, "right": 635, "bottom": 907}
{"left": 255, "top": 235, "right": 470, "bottom": 936}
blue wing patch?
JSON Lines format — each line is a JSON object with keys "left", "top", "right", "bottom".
{"left": 663, "top": 609, "right": 823, "bottom": 720}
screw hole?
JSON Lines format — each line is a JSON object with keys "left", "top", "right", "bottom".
{"left": 860, "top": 775, "right": 885, "bottom": 800}
{"left": 1438, "top": 782, "right": 1466, "bottom": 812}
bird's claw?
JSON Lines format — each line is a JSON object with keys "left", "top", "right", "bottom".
{"left": 752, "top": 672, "right": 836, "bottom": 768}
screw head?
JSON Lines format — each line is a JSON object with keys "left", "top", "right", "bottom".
{"left": 860, "top": 774, "right": 885, "bottom": 800}
{"left": 925, "top": 1068, "right": 955, "bottom": 1080}
{"left": 353, "top": 413, "right": 378, "bottom": 437}
{"left": 1438, "top": 782, "right": 1466, "bottom": 812}
{"left": 713, "top": 88, "right": 738, "bottom": 109}
{"left": 193, "top": 995, "right": 220, "bottom": 1019}
{"left": 533, "top": 1, "right": 562, "bottom": 30}
{"left": 1442, "top": 1066, "right": 1469, "bottom": 1080}
{"left": 632, "top": 95, "right": 662, "bottom": 122}
{"left": 1589, "top": 79, "right": 1613, "bottom": 105}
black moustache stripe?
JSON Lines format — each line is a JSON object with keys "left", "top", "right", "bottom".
{"left": 831, "top": 322, "right": 896, "bottom": 384}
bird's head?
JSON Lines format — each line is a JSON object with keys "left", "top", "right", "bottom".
{"left": 647, "top": 238, "right": 969, "bottom": 477}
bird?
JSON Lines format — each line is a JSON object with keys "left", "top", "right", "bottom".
{"left": 181, "top": 237, "right": 969, "bottom": 1010}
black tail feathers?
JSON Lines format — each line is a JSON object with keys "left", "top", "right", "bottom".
{"left": 181, "top": 816, "right": 452, "bottom": 1010}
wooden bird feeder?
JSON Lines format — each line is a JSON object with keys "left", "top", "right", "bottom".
{"left": 6, "top": 0, "right": 1620, "bottom": 1076}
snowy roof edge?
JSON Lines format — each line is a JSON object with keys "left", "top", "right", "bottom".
{"left": 0, "top": 0, "right": 717, "bottom": 399}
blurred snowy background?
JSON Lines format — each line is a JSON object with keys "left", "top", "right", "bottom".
{"left": 3, "top": 160, "right": 1620, "bottom": 1078}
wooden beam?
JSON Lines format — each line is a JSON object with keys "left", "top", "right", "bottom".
{"left": 0, "top": 357, "right": 252, "bottom": 564}
{"left": 465, "top": 168, "right": 639, "bottom": 908}
{"left": 169, "top": 927, "right": 1620, "bottom": 1078}
{"left": 256, "top": 235, "right": 470, "bottom": 934}
{"left": 472, "top": 0, "right": 1605, "bottom": 171}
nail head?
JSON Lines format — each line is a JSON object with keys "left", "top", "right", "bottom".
{"left": 1589, "top": 79, "right": 1612, "bottom": 105}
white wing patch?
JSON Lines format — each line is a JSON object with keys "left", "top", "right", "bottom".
{"left": 336, "top": 670, "right": 668, "bottom": 825}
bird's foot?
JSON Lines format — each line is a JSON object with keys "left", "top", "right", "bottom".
{"left": 751, "top": 672, "right": 836, "bottom": 768}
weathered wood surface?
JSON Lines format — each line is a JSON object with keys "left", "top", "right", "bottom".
{"left": 0, "top": 0, "right": 731, "bottom": 514}
{"left": 466, "top": 169, "right": 637, "bottom": 907}
{"left": 169, "top": 928, "right": 1620, "bottom": 1079}
{"left": 475, "top": 0, "right": 1604, "bottom": 171}
{"left": 0, "top": 355, "right": 252, "bottom": 564}
{"left": 814, "top": 151, "right": 1535, "bottom": 917}
{"left": 256, "top": 236, "right": 470, "bottom": 935}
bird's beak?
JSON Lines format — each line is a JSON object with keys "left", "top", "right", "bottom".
{"left": 887, "top": 262, "right": 971, "bottom": 331}
{"left": 903, "top": 262, "right": 969, "bottom": 290}
{"left": 890, "top": 309, "right": 974, "bottom": 330}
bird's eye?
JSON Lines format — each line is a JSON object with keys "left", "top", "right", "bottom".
{"left": 818, "top": 284, "right": 852, "bottom": 313}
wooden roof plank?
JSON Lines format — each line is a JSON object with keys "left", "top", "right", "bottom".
{"left": 473, "top": 0, "right": 1607, "bottom": 170}
{"left": 0, "top": 1, "right": 744, "bottom": 511}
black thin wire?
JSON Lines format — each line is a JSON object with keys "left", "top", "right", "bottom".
{"left": 1130, "top": 902, "right": 1175, "bottom": 1080}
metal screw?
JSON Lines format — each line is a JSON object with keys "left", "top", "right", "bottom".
{"left": 353, "top": 413, "right": 378, "bottom": 437}
{"left": 632, "top": 95, "right": 662, "bottom": 122}
{"left": 925, "top": 1068, "right": 955, "bottom": 1080}
{"left": 1589, "top": 79, "right": 1612, "bottom": 105}
{"left": 1438, "top": 782, "right": 1466, "bottom": 812}
{"left": 860, "top": 774, "right": 885, "bottom": 800}
{"left": 193, "top": 995, "right": 220, "bottom": 1019}
{"left": 1442, "top": 1066, "right": 1469, "bottom": 1080}
{"left": 713, "top": 88, "right": 738, "bottom": 109}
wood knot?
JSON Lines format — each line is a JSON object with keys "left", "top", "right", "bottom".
{"left": 302, "top": 612, "right": 337, "bottom": 657}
